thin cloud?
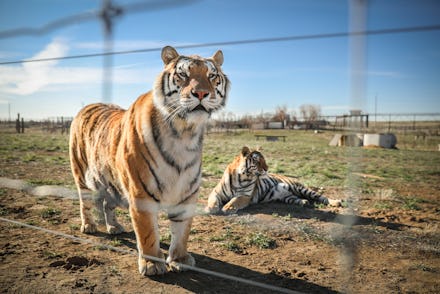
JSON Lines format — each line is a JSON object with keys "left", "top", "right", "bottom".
{"left": 0, "top": 38, "right": 68, "bottom": 95}
{"left": 0, "top": 38, "right": 157, "bottom": 96}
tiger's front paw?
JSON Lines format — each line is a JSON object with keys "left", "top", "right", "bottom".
{"left": 221, "top": 203, "right": 238, "bottom": 214}
{"left": 138, "top": 258, "right": 167, "bottom": 276}
{"left": 106, "top": 224, "right": 125, "bottom": 235}
{"left": 166, "top": 254, "right": 195, "bottom": 272}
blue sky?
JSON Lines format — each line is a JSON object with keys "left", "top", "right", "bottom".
{"left": 0, "top": 0, "right": 439, "bottom": 120}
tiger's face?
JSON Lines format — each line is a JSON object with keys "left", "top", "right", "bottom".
{"left": 154, "top": 46, "right": 229, "bottom": 125}
{"left": 237, "top": 146, "right": 268, "bottom": 178}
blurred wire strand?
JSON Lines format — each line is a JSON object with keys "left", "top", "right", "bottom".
{"left": 1, "top": 24, "right": 439, "bottom": 65}
{"left": 0, "top": 0, "right": 200, "bottom": 39}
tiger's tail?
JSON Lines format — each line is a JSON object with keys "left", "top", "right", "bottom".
{"left": 289, "top": 183, "right": 342, "bottom": 207}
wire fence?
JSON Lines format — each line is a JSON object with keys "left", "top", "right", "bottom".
{"left": 0, "top": 0, "right": 439, "bottom": 293}
{"left": 1, "top": 113, "right": 439, "bottom": 136}
{"left": 0, "top": 216, "right": 301, "bottom": 294}
{"left": 321, "top": 113, "right": 440, "bottom": 134}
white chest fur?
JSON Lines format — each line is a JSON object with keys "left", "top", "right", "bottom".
{"left": 141, "top": 119, "right": 204, "bottom": 205}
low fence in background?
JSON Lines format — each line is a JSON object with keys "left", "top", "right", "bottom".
{"left": 0, "top": 116, "right": 73, "bottom": 134}
{"left": 0, "top": 113, "right": 439, "bottom": 136}
{"left": 209, "top": 113, "right": 440, "bottom": 136}
{"left": 321, "top": 113, "right": 440, "bottom": 135}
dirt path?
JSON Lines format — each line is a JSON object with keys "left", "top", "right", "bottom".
{"left": 1, "top": 174, "right": 439, "bottom": 293}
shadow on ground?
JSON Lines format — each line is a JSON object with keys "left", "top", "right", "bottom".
{"left": 99, "top": 231, "right": 340, "bottom": 294}
{"left": 151, "top": 252, "right": 341, "bottom": 294}
{"left": 240, "top": 202, "right": 409, "bottom": 231}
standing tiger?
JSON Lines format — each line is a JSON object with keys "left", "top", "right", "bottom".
{"left": 69, "top": 46, "right": 229, "bottom": 276}
{"left": 206, "top": 147, "right": 342, "bottom": 214}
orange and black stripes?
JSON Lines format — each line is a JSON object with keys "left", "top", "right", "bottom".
{"left": 70, "top": 46, "right": 229, "bottom": 276}
{"left": 207, "top": 147, "right": 336, "bottom": 213}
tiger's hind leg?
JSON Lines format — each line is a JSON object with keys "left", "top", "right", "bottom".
{"left": 289, "top": 184, "right": 342, "bottom": 207}
{"left": 77, "top": 188, "right": 98, "bottom": 234}
{"left": 284, "top": 195, "right": 310, "bottom": 207}
{"left": 93, "top": 191, "right": 106, "bottom": 225}
{"left": 102, "top": 193, "right": 125, "bottom": 235}
{"left": 312, "top": 194, "right": 342, "bottom": 207}
{"left": 274, "top": 184, "right": 309, "bottom": 207}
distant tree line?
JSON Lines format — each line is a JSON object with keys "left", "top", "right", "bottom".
{"left": 212, "top": 104, "right": 324, "bottom": 130}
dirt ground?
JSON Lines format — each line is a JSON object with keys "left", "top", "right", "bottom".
{"left": 1, "top": 161, "right": 439, "bottom": 293}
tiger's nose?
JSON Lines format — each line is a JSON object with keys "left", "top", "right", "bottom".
{"left": 191, "top": 90, "right": 209, "bottom": 100}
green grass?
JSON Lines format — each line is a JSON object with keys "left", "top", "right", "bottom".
{"left": 41, "top": 250, "right": 64, "bottom": 259}
{"left": 409, "top": 264, "right": 437, "bottom": 273}
{"left": 0, "top": 207, "right": 9, "bottom": 216}
{"left": 272, "top": 213, "right": 293, "bottom": 221}
{"left": 1, "top": 129, "right": 439, "bottom": 205}
{"left": 40, "top": 207, "right": 61, "bottom": 219}
{"left": 115, "top": 208, "right": 131, "bottom": 222}
{"left": 209, "top": 227, "right": 247, "bottom": 253}
{"left": 209, "top": 227, "right": 237, "bottom": 242}
{"left": 109, "top": 238, "right": 123, "bottom": 247}
{"left": 202, "top": 131, "right": 440, "bottom": 201}
{"left": 160, "top": 231, "right": 172, "bottom": 244}
{"left": 69, "top": 223, "right": 81, "bottom": 233}
{"left": 27, "top": 179, "right": 66, "bottom": 186}
{"left": 247, "top": 232, "right": 276, "bottom": 249}
{"left": 374, "top": 201, "right": 393, "bottom": 210}
{"left": 223, "top": 241, "right": 243, "bottom": 253}
{"left": 401, "top": 197, "right": 423, "bottom": 210}
{"left": 296, "top": 223, "right": 330, "bottom": 243}
{"left": 0, "top": 130, "right": 69, "bottom": 167}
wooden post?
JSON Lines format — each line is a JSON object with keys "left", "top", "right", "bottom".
{"left": 16, "top": 113, "right": 20, "bottom": 133}
{"left": 388, "top": 114, "right": 391, "bottom": 133}
{"left": 413, "top": 114, "right": 416, "bottom": 131}
{"left": 21, "top": 118, "right": 24, "bottom": 133}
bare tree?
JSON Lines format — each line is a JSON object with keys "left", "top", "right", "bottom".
{"left": 299, "top": 104, "right": 321, "bottom": 129}
{"left": 273, "top": 105, "right": 288, "bottom": 122}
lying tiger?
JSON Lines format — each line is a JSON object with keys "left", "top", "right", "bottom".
{"left": 206, "top": 147, "right": 342, "bottom": 214}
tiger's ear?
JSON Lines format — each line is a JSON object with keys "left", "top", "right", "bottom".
{"left": 241, "top": 146, "right": 250, "bottom": 157}
{"left": 261, "top": 157, "right": 268, "bottom": 171}
{"left": 211, "top": 50, "right": 224, "bottom": 66}
{"left": 161, "top": 46, "right": 179, "bottom": 65}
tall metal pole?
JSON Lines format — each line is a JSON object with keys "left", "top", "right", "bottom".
{"left": 374, "top": 93, "right": 377, "bottom": 127}
{"left": 99, "top": 0, "right": 122, "bottom": 104}
{"left": 341, "top": 1, "right": 368, "bottom": 293}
